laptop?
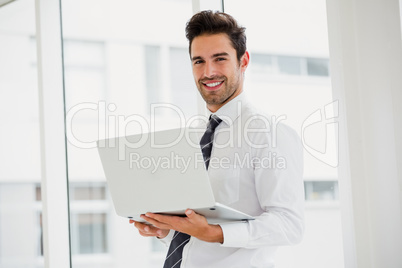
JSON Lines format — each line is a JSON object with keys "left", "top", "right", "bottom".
{"left": 97, "top": 127, "right": 254, "bottom": 224}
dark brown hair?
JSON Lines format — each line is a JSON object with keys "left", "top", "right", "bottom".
{"left": 185, "top": 10, "right": 247, "bottom": 62}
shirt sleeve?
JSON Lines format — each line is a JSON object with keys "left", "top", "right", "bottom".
{"left": 220, "top": 123, "right": 305, "bottom": 248}
{"left": 156, "top": 229, "right": 175, "bottom": 247}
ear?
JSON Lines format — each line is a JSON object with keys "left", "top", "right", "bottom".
{"left": 240, "top": 51, "right": 250, "bottom": 72}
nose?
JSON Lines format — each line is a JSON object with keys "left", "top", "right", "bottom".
{"left": 204, "top": 61, "right": 216, "bottom": 78}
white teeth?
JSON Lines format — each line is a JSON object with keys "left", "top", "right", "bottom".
{"left": 205, "top": 81, "right": 222, "bottom": 87}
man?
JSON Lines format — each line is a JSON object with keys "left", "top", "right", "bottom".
{"left": 130, "top": 10, "right": 304, "bottom": 268}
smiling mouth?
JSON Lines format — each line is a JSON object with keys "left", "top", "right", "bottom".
{"left": 202, "top": 81, "right": 224, "bottom": 90}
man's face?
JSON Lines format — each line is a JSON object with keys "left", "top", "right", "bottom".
{"left": 190, "top": 33, "right": 249, "bottom": 112}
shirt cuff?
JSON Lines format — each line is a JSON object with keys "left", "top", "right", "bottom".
{"left": 156, "top": 229, "right": 175, "bottom": 246}
{"left": 219, "top": 221, "right": 249, "bottom": 248}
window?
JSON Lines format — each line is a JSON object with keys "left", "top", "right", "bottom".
{"left": 307, "top": 57, "right": 330, "bottom": 77}
{"left": 71, "top": 213, "right": 108, "bottom": 254}
{"left": 250, "top": 53, "right": 275, "bottom": 78}
{"left": 251, "top": 53, "right": 329, "bottom": 79}
{"left": 145, "top": 45, "right": 162, "bottom": 105}
{"left": 0, "top": 1, "right": 43, "bottom": 267}
{"left": 71, "top": 184, "right": 107, "bottom": 201}
{"left": 304, "top": 181, "right": 339, "bottom": 201}
{"left": 63, "top": 40, "right": 106, "bottom": 107}
{"left": 169, "top": 47, "right": 198, "bottom": 117}
{"left": 277, "top": 55, "right": 302, "bottom": 75}
{"left": 225, "top": 0, "right": 343, "bottom": 267}
{"left": 69, "top": 183, "right": 109, "bottom": 255}
{"left": 61, "top": 0, "right": 194, "bottom": 267}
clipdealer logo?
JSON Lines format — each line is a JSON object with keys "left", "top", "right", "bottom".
{"left": 65, "top": 101, "right": 286, "bottom": 151}
{"left": 301, "top": 100, "right": 339, "bottom": 167}
{"left": 65, "top": 100, "right": 340, "bottom": 168}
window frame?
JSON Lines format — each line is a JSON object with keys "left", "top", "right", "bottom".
{"left": 35, "top": 0, "right": 72, "bottom": 267}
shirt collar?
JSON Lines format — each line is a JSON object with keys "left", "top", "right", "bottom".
{"left": 207, "top": 92, "right": 247, "bottom": 127}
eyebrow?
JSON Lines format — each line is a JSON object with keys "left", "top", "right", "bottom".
{"left": 191, "top": 52, "right": 230, "bottom": 62}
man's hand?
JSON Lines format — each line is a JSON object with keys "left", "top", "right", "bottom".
{"left": 129, "top": 219, "right": 170, "bottom": 239}
{"left": 140, "top": 209, "right": 224, "bottom": 243}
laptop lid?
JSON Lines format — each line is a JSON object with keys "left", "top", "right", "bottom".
{"left": 97, "top": 127, "right": 216, "bottom": 218}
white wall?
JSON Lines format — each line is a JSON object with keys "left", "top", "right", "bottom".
{"left": 326, "top": 0, "right": 402, "bottom": 267}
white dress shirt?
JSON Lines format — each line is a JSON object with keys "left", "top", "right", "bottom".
{"left": 160, "top": 92, "right": 304, "bottom": 268}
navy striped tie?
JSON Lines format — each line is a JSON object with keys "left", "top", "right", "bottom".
{"left": 163, "top": 231, "right": 191, "bottom": 268}
{"left": 163, "top": 115, "right": 222, "bottom": 268}
{"left": 200, "top": 115, "right": 223, "bottom": 170}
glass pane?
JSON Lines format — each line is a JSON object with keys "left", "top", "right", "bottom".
{"left": 169, "top": 47, "right": 198, "bottom": 117}
{"left": 71, "top": 182, "right": 106, "bottom": 201}
{"left": 145, "top": 45, "right": 162, "bottom": 105}
{"left": 225, "top": 0, "right": 343, "bottom": 267}
{"left": 0, "top": 0, "right": 43, "bottom": 267}
{"left": 61, "top": 0, "right": 194, "bottom": 267}
{"left": 307, "top": 57, "right": 330, "bottom": 77}
{"left": 304, "top": 181, "right": 339, "bottom": 201}
{"left": 71, "top": 213, "right": 108, "bottom": 255}
{"left": 277, "top": 55, "right": 302, "bottom": 75}
{"left": 249, "top": 53, "right": 276, "bottom": 79}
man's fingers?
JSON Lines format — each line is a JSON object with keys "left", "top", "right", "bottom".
{"left": 185, "top": 209, "right": 195, "bottom": 220}
{"left": 141, "top": 214, "right": 172, "bottom": 230}
{"left": 134, "top": 221, "right": 148, "bottom": 232}
{"left": 134, "top": 221, "right": 159, "bottom": 235}
{"left": 185, "top": 209, "right": 204, "bottom": 224}
{"left": 144, "top": 212, "right": 174, "bottom": 224}
{"left": 138, "top": 230, "right": 157, "bottom": 237}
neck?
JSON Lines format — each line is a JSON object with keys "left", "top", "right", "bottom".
{"left": 207, "top": 88, "right": 243, "bottom": 113}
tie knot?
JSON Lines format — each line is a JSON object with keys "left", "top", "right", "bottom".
{"left": 208, "top": 115, "right": 222, "bottom": 132}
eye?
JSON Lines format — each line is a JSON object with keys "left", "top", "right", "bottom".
{"left": 194, "top": 60, "right": 204, "bottom": 65}
{"left": 216, "top": 57, "right": 226, "bottom": 62}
